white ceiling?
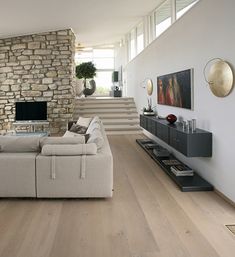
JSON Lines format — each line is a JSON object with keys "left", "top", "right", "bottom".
{"left": 0, "top": 0, "right": 163, "bottom": 47}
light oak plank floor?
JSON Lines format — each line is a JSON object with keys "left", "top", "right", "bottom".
{"left": 0, "top": 135, "right": 235, "bottom": 257}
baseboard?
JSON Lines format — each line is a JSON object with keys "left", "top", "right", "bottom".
{"left": 215, "top": 189, "right": 235, "bottom": 207}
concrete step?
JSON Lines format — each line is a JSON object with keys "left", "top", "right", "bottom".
{"left": 74, "top": 109, "right": 137, "bottom": 114}
{"left": 75, "top": 103, "right": 136, "bottom": 109}
{"left": 75, "top": 97, "right": 134, "bottom": 104}
{"left": 74, "top": 113, "right": 139, "bottom": 119}
{"left": 102, "top": 118, "right": 139, "bottom": 125}
{"left": 106, "top": 130, "right": 142, "bottom": 135}
{"left": 74, "top": 97, "right": 140, "bottom": 135}
{"left": 104, "top": 124, "right": 141, "bottom": 131}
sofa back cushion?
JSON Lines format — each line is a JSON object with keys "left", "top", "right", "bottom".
{"left": 86, "top": 116, "right": 104, "bottom": 151}
{"left": 0, "top": 136, "right": 40, "bottom": 152}
{"left": 41, "top": 143, "right": 97, "bottom": 156}
{"left": 63, "top": 131, "right": 90, "bottom": 142}
{"left": 87, "top": 129, "right": 104, "bottom": 151}
{"left": 86, "top": 116, "right": 101, "bottom": 134}
{"left": 40, "top": 136, "right": 85, "bottom": 148}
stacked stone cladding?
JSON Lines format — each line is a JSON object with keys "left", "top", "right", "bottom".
{"left": 0, "top": 29, "right": 75, "bottom": 134}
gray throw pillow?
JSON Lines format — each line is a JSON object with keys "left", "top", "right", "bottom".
{"left": 69, "top": 123, "right": 87, "bottom": 134}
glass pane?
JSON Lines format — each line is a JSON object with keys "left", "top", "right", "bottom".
{"left": 137, "top": 34, "right": 144, "bottom": 54}
{"left": 130, "top": 29, "right": 136, "bottom": 60}
{"left": 75, "top": 58, "right": 92, "bottom": 65}
{"left": 155, "top": 0, "right": 171, "bottom": 37}
{"left": 137, "top": 22, "right": 143, "bottom": 36}
{"left": 76, "top": 51, "right": 93, "bottom": 58}
{"left": 137, "top": 23, "right": 144, "bottom": 54}
{"left": 94, "top": 71, "right": 113, "bottom": 96}
{"left": 93, "top": 58, "right": 114, "bottom": 69}
{"left": 93, "top": 49, "right": 114, "bottom": 58}
{"left": 176, "top": 0, "right": 198, "bottom": 19}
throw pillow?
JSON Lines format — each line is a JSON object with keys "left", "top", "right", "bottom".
{"left": 76, "top": 117, "right": 92, "bottom": 128}
{"left": 69, "top": 123, "right": 87, "bottom": 134}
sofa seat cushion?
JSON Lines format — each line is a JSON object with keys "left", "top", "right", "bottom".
{"left": 40, "top": 136, "right": 85, "bottom": 147}
{"left": 41, "top": 143, "right": 97, "bottom": 156}
{"left": 0, "top": 136, "right": 40, "bottom": 152}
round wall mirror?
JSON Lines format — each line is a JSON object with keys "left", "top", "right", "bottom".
{"left": 146, "top": 79, "right": 153, "bottom": 96}
{"left": 204, "top": 59, "right": 234, "bottom": 97}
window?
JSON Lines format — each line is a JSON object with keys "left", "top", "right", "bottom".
{"left": 130, "top": 29, "right": 136, "bottom": 60}
{"left": 137, "top": 22, "right": 144, "bottom": 54}
{"left": 75, "top": 48, "right": 114, "bottom": 96}
{"left": 155, "top": 0, "right": 171, "bottom": 38}
{"left": 176, "top": 0, "right": 198, "bottom": 19}
{"left": 125, "top": 0, "right": 200, "bottom": 62}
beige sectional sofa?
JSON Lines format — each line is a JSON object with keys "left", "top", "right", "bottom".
{"left": 0, "top": 117, "right": 113, "bottom": 198}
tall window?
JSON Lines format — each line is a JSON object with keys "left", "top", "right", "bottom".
{"left": 75, "top": 48, "right": 114, "bottom": 96}
{"left": 130, "top": 29, "right": 136, "bottom": 60}
{"left": 155, "top": 0, "right": 171, "bottom": 38}
{"left": 137, "top": 22, "right": 144, "bottom": 54}
{"left": 176, "top": 0, "right": 198, "bottom": 19}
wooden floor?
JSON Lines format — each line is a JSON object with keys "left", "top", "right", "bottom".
{"left": 0, "top": 135, "right": 235, "bottom": 257}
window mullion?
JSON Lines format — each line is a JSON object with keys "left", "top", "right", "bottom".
{"left": 172, "top": 0, "right": 176, "bottom": 23}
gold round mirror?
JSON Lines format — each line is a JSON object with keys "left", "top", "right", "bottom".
{"left": 146, "top": 79, "right": 153, "bottom": 96}
{"left": 204, "top": 59, "right": 234, "bottom": 97}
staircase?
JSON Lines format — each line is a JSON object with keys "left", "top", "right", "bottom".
{"left": 74, "top": 97, "right": 142, "bottom": 135}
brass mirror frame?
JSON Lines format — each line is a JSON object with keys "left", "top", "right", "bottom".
{"left": 204, "top": 58, "right": 234, "bottom": 97}
{"left": 146, "top": 79, "right": 153, "bottom": 96}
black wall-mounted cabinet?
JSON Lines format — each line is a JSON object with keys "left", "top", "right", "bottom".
{"left": 140, "top": 115, "right": 212, "bottom": 157}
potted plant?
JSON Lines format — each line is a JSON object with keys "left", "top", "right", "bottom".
{"left": 75, "top": 62, "right": 97, "bottom": 96}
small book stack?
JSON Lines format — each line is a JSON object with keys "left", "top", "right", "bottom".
{"left": 145, "top": 143, "right": 159, "bottom": 149}
{"left": 153, "top": 148, "right": 170, "bottom": 157}
{"left": 170, "top": 164, "right": 194, "bottom": 176}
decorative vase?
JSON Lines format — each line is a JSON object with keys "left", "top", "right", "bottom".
{"left": 83, "top": 79, "right": 96, "bottom": 97}
{"left": 166, "top": 114, "right": 177, "bottom": 124}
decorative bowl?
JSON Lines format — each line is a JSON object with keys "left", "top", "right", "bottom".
{"left": 166, "top": 114, "right": 177, "bottom": 124}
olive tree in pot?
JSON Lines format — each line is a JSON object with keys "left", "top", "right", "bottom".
{"left": 75, "top": 62, "right": 97, "bottom": 97}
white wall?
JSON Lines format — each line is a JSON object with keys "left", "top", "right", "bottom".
{"left": 123, "top": 0, "right": 235, "bottom": 202}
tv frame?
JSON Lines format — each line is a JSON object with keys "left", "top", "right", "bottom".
{"left": 15, "top": 101, "right": 48, "bottom": 122}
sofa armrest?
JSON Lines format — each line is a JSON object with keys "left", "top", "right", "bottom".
{"left": 41, "top": 143, "right": 97, "bottom": 156}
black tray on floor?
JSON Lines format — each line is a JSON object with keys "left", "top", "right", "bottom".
{"left": 136, "top": 139, "right": 213, "bottom": 192}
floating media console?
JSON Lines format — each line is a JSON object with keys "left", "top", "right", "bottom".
{"left": 138, "top": 115, "right": 213, "bottom": 192}
{"left": 140, "top": 115, "right": 212, "bottom": 157}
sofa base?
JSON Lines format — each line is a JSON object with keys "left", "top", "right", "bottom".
{"left": 0, "top": 153, "right": 37, "bottom": 197}
{"left": 36, "top": 154, "right": 113, "bottom": 198}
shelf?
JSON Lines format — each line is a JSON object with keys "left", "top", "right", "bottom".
{"left": 136, "top": 139, "right": 213, "bottom": 192}
{"left": 140, "top": 115, "right": 212, "bottom": 157}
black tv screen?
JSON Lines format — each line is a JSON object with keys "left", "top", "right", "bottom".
{"left": 15, "top": 101, "right": 47, "bottom": 121}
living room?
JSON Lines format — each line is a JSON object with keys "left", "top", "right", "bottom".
{"left": 0, "top": 0, "right": 235, "bottom": 257}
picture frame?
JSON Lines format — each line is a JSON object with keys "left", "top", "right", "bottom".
{"left": 157, "top": 69, "right": 193, "bottom": 109}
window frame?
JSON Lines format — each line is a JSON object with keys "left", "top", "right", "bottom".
{"left": 75, "top": 47, "right": 115, "bottom": 96}
{"left": 126, "top": 0, "right": 199, "bottom": 61}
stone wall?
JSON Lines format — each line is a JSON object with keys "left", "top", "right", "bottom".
{"left": 0, "top": 29, "right": 75, "bottom": 134}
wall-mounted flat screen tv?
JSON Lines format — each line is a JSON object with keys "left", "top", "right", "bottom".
{"left": 15, "top": 101, "right": 47, "bottom": 121}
